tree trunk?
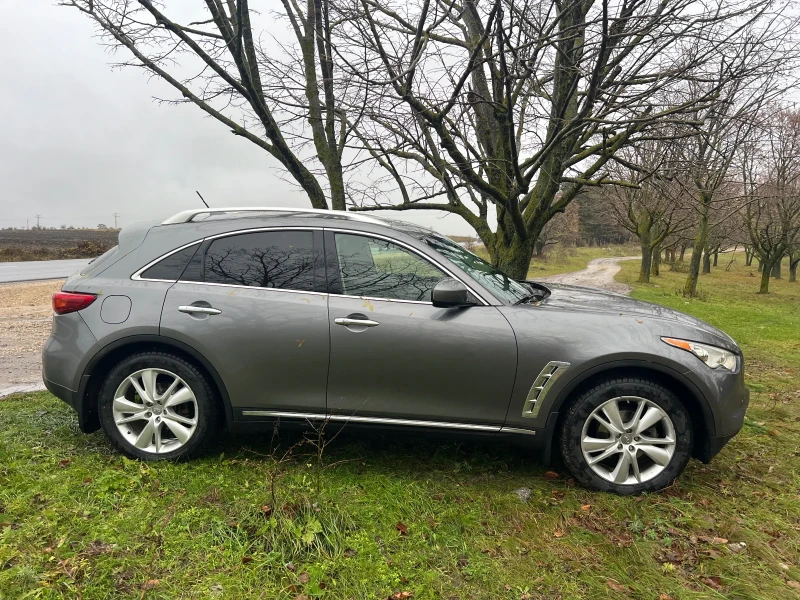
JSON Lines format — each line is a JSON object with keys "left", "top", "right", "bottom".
{"left": 790, "top": 255, "right": 799, "bottom": 282}
{"left": 652, "top": 246, "right": 661, "bottom": 277}
{"left": 683, "top": 201, "right": 709, "bottom": 297}
{"left": 771, "top": 256, "right": 782, "bottom": 279}
{"left": 493, "top": 237, "right": 535, "bottom": 281}
{"left": 702, "top": 248, "right": 711, "bottom": 274}
{"left": 759, "top": 258, "right": 776, "bottom": 293}
{"left": 713, "top": 248, "right": 719, "bottom": 267}
{"left": 679, "top": 244, "right": 687, "bottom": 262}
{"left": 745, "top": 247, "right": 753, "bottom": 266}
{"left": 639, "top": 242, "right": 653, "bottom": 283}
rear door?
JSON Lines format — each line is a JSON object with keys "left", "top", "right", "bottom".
{"left": 159, "top": 228, "right": 330, "bottom": 415}
{"left": 324, "top": 230, "right": 518, "bottom": 426}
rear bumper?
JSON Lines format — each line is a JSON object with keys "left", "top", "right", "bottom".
{"left": 43, "top": 375, "right": 76, "bottom": 408}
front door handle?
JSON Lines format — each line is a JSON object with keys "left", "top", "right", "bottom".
{"left": 178, "top": 305, "right": 222, "bottom": 316}
{"left": 335, "top": 317, "right": 380, "bottom": 327}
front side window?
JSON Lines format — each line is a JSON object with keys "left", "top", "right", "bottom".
{"left": 334, "top": 234, "right": 445, "bottom": 302}
{"left": 203, "top": 230, "right": 316, "bottom": 291}
{"left": 425, "top": 235, "right": 529, "bottom": 304}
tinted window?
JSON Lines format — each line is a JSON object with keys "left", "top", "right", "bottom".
{"left": 204, "top": 231, "right": 316, "bottom": 291}
{"left": 335, "top": 234, "right": 445, "bottom": 301}
{"left": 425, "top": 236, "right": 528, "bottom": 304}
{"left": 140, "top": 243, "right": 199, "bottom": 281}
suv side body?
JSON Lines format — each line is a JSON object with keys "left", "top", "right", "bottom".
{"left": 42, "top": 209, "right": 749, "bottom": 493}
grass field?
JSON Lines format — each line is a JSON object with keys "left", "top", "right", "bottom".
{"left": 2, "top": 250, "right": 799, "bottom": 599}
{"left": 0, "top": 230, "right": 118, "bottom": 262}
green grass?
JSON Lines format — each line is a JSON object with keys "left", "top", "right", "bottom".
{"left": 2, "top": 251, "right": 799, "bottom": 599}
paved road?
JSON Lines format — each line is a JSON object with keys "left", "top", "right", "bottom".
{"left": 538, "top": 256, "right": 640, "bottom": 294}
{"left": 0, "top": 259, "right": 91, "bottom": 283}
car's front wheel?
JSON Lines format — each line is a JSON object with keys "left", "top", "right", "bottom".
{"left": 98, "top": 352, "right": 219, "bottom": 460}
{"left": 559, "top": 377, "right": 692, "bottom": 494}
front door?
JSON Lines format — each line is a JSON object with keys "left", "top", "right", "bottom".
{"left": 325, "top": 231, "right": 517, "bottom": 426}
{"left": 160, "top": 228, "right": 329, "bottom": 414}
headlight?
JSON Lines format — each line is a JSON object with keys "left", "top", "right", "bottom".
{"left": 661, "top": 337, "right": 738, "bottom": 371}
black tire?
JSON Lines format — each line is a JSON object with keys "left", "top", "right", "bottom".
{"left": 559, "top": 377, "right": 692, "bottom": 494}
{"left": 98, "top": 351, "right": 220, "bottom": 460}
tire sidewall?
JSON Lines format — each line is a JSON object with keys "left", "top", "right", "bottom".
{"left": 560, "top": 379, "right": 692, "bottom": 494}
{"left": 98, "top": 352, "right": 217, "bottom": 460}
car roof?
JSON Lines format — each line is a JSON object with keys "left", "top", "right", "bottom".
{"left": 155, "top": 207, "right": 441, "bottom": 241}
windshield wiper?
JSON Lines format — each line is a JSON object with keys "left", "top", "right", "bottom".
{"left": 514, "top": 293, "right": 541, "bottom": 305}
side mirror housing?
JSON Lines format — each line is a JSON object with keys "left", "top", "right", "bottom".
{"left": 432, "top": 278, "right": 475, "bottom": 308}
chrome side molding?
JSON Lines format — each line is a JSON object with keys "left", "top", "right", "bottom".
{"left": 521, "top": 361, "right": 571, "bottom": 418}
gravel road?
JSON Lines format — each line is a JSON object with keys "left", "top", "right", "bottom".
{"left": 538, "top": 256, "right": 640, "bottom": 294}
{"left": 0, "top": 280, "right": 62, "bottom": 397}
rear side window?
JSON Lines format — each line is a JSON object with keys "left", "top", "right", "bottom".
{"left": 203, "top": 230, "right": 316, "bottom": 291}
{"left": 140, "top": 243, "right": 200, "bottom": 281}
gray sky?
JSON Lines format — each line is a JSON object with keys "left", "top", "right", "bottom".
{"left": 0, "top": 2, "right": 474, "bottom": 235}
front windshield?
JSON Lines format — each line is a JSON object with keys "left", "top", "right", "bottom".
{"left": 425, "top": 236, "right": 530, "bottom": 304}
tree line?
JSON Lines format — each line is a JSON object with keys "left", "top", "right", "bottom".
{"left": 62, "top": 0, "right": 800, "bottom": 294}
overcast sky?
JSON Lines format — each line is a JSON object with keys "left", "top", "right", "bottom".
{"left": 0, "top": 2, "right": 474, "bottom": 235}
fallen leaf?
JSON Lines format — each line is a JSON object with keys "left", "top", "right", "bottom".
{"left": 142, "top": 579, "right": 159, "bottom": 590}
{"left": 580, "top": 504, "right": 592, "bottom": 511}
{"left": 553, "top": 529, "right": 565, "bottom": 538}
{"left": 260, "top": 505, "right": 273, "bottom": 517}
{"left": 544, "top": 471, "right": 559, "bottom": 480}
{"left": 285, "top": 562, "right": 297, "bottom": 572}
{"left": 698, "top": 535, "right": 728, "bottom": 544}
{"left": 58, "top": 459, "right": 71, "bottom": 468}
{"left": 396, "top": 522, "right": 408, "bottom": 536}
{"left": 242, "top": 556, "right": 253, "bottom": 564}
{"left": 607, "top": 579, "right": 629, "bottom": 592}
{"left": 298, "top": 572, "right": 310, "bottom": 584}
{"left": 658, "top": 594, "right": 676, "bottom": 600}
{"left": 787, "top": 581, "right": 800, "bottom": 591}
{"left": 296, "top": 339, "right": 305, "bottom": 347}
{"left": 701, "top": 576, "right": 723, "bottom": 590}
{"left": 388, "top": 593, "right": 413, "bottom": 600}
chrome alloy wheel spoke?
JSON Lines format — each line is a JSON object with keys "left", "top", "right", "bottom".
{"left": 580, "top": 396, "right": 677, "bottom": 485}
{"left": 112, "top": 368, "right": 198, "bottom": 454}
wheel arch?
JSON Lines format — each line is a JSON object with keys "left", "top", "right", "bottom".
{"left": 76, "top": 335, "right": 233, "bottom": 433}
{"left": 544, "top": 361, "right": 715, "bottom": 465}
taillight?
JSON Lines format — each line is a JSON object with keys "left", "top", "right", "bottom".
{"left": 52, "top": 291, "right": 97, "bottom": 315}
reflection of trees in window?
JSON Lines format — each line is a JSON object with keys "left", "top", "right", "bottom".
{"left": 204, "top": 232, "right": 316, "bottom": 291}
{"left": 336, "top": 236, "right": 444, "bottom": 301}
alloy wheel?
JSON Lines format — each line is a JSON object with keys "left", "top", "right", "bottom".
{"left": 112, "top": 368, "right": 199, "bottom": 454}
{"left": 580, "top": 396, "right": 677, "bottom": 485}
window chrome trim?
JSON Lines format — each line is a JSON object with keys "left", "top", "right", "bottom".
{"left": 240, "top": 410, "right": 502, "bottom": 432}
{"left": 325, "top": 227, "right": 491, "bottom": 306}
{"left": 133, "top": 225, "right": 491, "bottom": 306}
{"left": 173, "top": 280, "right": 329, "bottom": 297}
{"left": 131, "top": 227, "right": 321, "bottom": 283}
{"left": 131, "top": 240, "right": 203, "bottom": 282}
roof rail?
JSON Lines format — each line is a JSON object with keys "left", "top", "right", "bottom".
{"left": 160, "top": 207, "right": 385, "bottom": 226}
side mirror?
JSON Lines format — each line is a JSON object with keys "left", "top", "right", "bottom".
{"left": 432, "top": 278, "right": 474, "bottom": 308}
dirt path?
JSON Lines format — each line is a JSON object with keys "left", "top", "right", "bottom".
{"left": 538, "top": 256, "right": 640, "bottom": 294}
{"left": 0, "top": 280, "right": 63, "bottom": 397}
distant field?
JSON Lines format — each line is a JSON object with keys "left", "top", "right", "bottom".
{"left": 0, "top": 229, "right": 118, "bottom": 262}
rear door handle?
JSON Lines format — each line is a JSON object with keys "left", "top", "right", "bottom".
{"left": 335, "top": 317, "right": 380, "bottom": 327}
{"left": 178, "top": 305, "right": 222, "bottom": 316}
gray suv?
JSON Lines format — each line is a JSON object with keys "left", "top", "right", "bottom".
{"left": 42, "top": 208, "right": 749, "bottom": 494}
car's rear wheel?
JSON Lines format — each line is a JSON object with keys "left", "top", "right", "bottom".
{"left": 98, "top": 352, "right": 219, "bottom": 460}
{"left": 559, "top": 378, "right": 692, "bottom": 494}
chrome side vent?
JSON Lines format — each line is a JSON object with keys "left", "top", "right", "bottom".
{"left": 521, "top": 361, "right": 570, "bottom": 418}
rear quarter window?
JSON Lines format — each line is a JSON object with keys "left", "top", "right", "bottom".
{"left": 139, "top": 243, "right": 200, "bottom": 281}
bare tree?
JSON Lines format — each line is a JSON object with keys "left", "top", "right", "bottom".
{"left": 61, "top": 0, "right": 362, "bottom": 210}
{"left": 608, "top": 140, "right": 691, "bottom": 283}
{"left": 746, "top": 108, "right": 800, "bottom": 293}
{"left": 339, "top": 0, "right": 797, "bottom": 279}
